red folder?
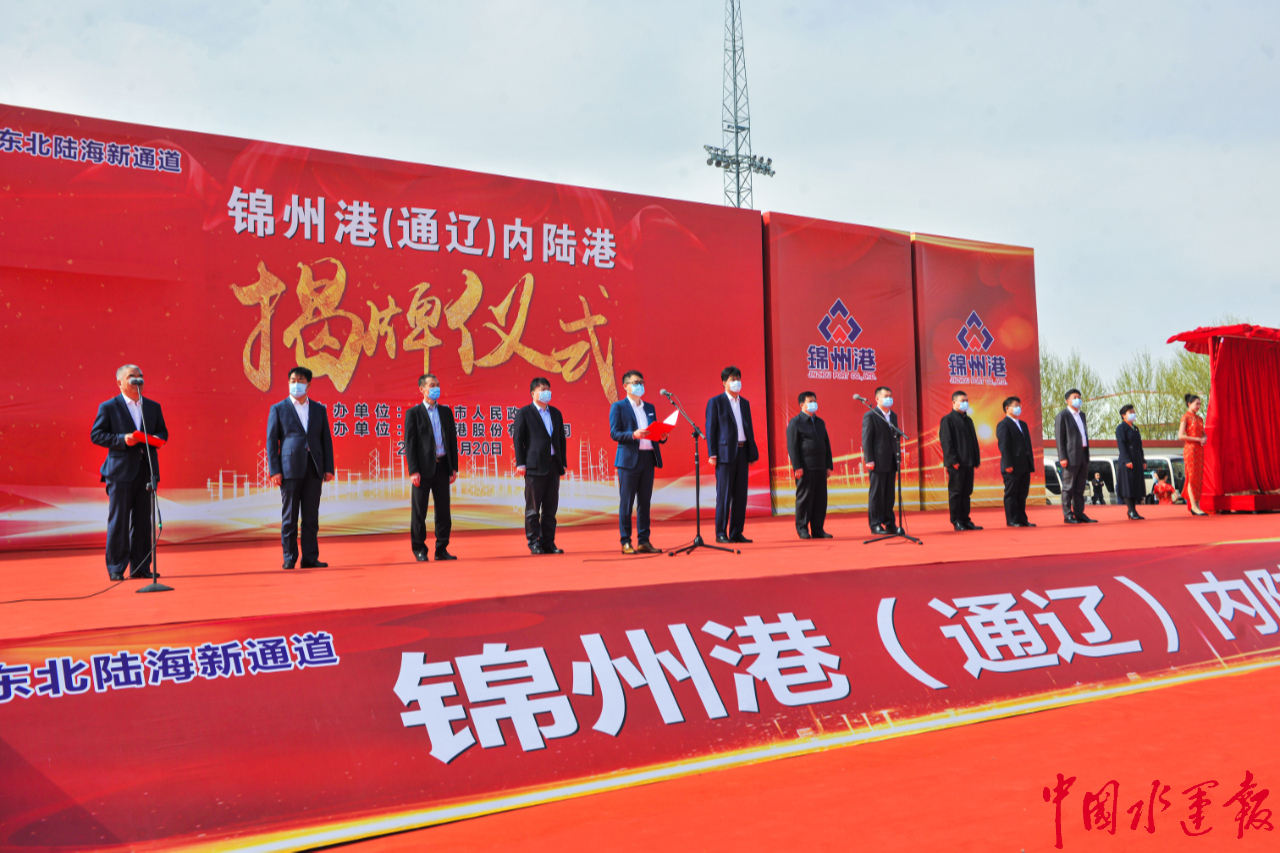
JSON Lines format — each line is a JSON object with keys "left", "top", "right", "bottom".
{"left": 639, "top": 411, "right": 679, "bottom": 442}
{"left": 131, "top": 431, "right": 167, "bottom": 448}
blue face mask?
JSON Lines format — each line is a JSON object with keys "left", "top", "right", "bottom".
{"left": 728, "top": 379, "right": 742, "bottom": 393}
{"left": 289, "top": 382, "right": 308, "bottom": 399}
{"left": 537, "top": 389, "right": 552, "bottom": 404}
{"left": 957, "top": 400, "right": 970, "bottom": 413}
{"left": 1069, "top": 397, "right": 1083, "bottom": 410}
{"left": 631, "top": 384, "right": 645, "bottom": 397}
{"left": 426, "top": 386, "right": 442, "bottom": 401}
{"left": 1125, "top": 411, "right": 1137, "bottom": 423}
{"left": 804, "top": 401, "right": 818, "bottom": 414}
{"left": 880, "top": 396, "right": 893, "bottom": 408}
{"left": 1010, "top": 405, "right": 1022, "bottom": 416}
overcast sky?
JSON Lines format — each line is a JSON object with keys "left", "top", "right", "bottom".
{"left": 2, "top": 0, "right": 1276, "bottom": 377}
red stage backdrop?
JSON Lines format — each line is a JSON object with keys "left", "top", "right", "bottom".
{"left": 762, "top": 213, "right": 918, "bottom": 514}
{"left": 912, "top": 234, "right": 1043, "bottom": 510}
{"left": 0, "top": 104, "right": 768, "bottom": 551}
{"left": 2, "top": 543, "right": 1279, "bottom": 850}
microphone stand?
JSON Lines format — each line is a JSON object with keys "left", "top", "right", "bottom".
{"left": 662, "top": 390, "right": 737, "bottom": 557}
{"left": 853, "top": 396, "right": 922, "bottom": 546}
{"left": 135, "top": 388, "right": 174, "bottom": 593}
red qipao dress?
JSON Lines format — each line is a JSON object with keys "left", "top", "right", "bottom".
{"left": 1181, "top": 411, "right": 1205, "bottom": 507}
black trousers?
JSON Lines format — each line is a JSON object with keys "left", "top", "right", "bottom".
{"left": 410, "top": 460, "right": 452, "bottom": 555}
{"left": 1002, "top": 470, "right": 1031, "bottom": 525}
{"left": 714, "top": 450, "right": 749, "bottom": 539}
{"left": 618, "top": 450, "right": 656, "bottom": 544}
{"left": 524, "top": 471, "right": 560, "bottom": 549}
{"left": 1060, "top": 460, "right": 1089, "bottom": 519}
{"left": 947, "top": 465, "right": 975, "bottom": 524}
{"left": 105, "top": 465, "right": 153, "bottom": 578}
{"left": 1091, "top": 489, "right": 1105, "bottom": 505}
{"left": 795, "top": 468, "right": 828, "bottom": 536}
{"left": 281, "top": 458, "right": 322, "bottom": 564}
{"left": 867, "top": 465, "right": 897, "bottom": 530}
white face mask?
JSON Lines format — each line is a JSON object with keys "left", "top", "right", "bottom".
{"left": 1125, "top": 412, "right": 1137, "bottom": 423}
{"left": 727, "top": 379, "right": 742, "bottom": 393}
{"left": 804, "top": 401, "right": 818, "bottom": 414}
{"left": 289, "top": 382, "right": 308, "bottom": 399}
{"left": 537, "top": 389, "right": 552, "bottom": 404}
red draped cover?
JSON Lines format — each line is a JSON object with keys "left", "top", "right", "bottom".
{"left": 1168, "top": 327, "right": 1280, "bottom": 500}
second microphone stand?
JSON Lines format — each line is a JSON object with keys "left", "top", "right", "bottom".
{"left": 662, "top": 391, "right": 738, "bottom": 557}
{"left": 855, "top": 397, "right": 923, "bottom": 546}
{"left": 136, "top": 389, "right": 174, "bottom": 593}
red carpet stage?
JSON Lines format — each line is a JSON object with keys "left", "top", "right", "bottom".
{"left": 3, "top": 505, "right": 1279, "bottom": 852}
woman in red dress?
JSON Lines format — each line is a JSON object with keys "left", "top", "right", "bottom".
{"left": 1153, "top": 470, "right": 1176, "bottom": 505}
{"left": 1178, "top": 394, "right": 1208, "bottom": 516}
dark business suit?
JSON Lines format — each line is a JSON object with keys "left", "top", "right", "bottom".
{"left": 996, "top": 416, "right": 1033, "bottom": 525}
{"left": 705, "top": 393, "right": 759, "bottom": 540}
{"left": 1115, "top": 421, "right": 1146, "bottom": 510}
{"left": 610, "top": 398, "right": 665, "bottom": 545}
{"left": 1054, "top": 408, "right": 1091, "bottom": 520}
{"left": 786, "top": 413, "right": 834, "bottom": 537}
{"left": 405, "top": 401, "right": 459, "bottom": 556}
{"left": 514, "top": 403, "right": 567, "bottom": 550}
{"left": 91, "top": 395, "right": 168, "bottom": 578}
{"left": 267, "top": 398, "right": 335, "bottom": 564}
{"left": 861, "top": 408, "right": 899, "bottom": 531}
{"left": 939, "top": 410, "right": 981, "bottom": 525}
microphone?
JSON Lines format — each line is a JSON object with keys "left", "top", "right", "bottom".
{"left": 128, "top": 377, "right": 145, "bottom": 387}
{"left": 660, "top": 389, "right": 674, "bottom": 398}
{"left": 852, "top": 393, "right": 866, "bottom": 402}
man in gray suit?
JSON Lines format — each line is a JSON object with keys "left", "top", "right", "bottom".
{"left": 1054, "top": 388, "right": 1096, "bottom": 524}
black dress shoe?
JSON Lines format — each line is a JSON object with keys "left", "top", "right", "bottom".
{"left": 797, "top": 530, "right": 812, "bottom": 540}
{"left": 953, "top": 522, "right": 967, "bottom": 531}
{"left": 109, "top": 572, "right": 124, "bottom": 581}
{"left": 816, "top": 532, "right": 834, "bottom": 539}
{"left": 435, "top": 549, "right": 457, "bottom": 560}
{"left": 1023, "top": 521, "right": 1037, "bottom": 527}
{"left": 130, "top": 570, "right": 153, "bottom": 579}
{"left": 301, "top": 559, "right": 329, "bottom": 568}
{"left": 529, "top": 544, "right": 545, "bottom": 555}
{"left": 413, "top": 551, "right": 429, "bottom": 562}
{"left": 1078, "top": 514, "right": 1098, "bottom": 523}
{"left": 543, "top": 546, "right": 565, "bottom": 554}
{"left": 283, "top": 561, "right": 297, "bottom": 570}
{"left": 716, "top": 535, "right": 732, "bottom": 544}
{"left": 870, "top": 524, "right": 888, "bottom": 534}
{"left": 1063, "top": 515, "right": 1081, "bottom": 524}
{"left": 730, "top": 535, "right": 753, "bottom": 544}
{"left": 963, "top": 521, "right": 983, "bottom": 531}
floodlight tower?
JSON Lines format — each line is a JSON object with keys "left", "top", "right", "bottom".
{"left": 704, "top": 0, "right": 774, "bottom": 208}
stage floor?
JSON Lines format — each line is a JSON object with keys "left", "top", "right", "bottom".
{"left": 1, "top": 502, "right": 1275, "bottom": 643}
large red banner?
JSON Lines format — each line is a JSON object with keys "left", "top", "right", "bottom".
{"left": 2, "top": 543, "right": 1278, "bottom": 850}
{"left": 912, "top": 234, "right": 1043, "bottom": 510}
{"left": 762, "top": 213, "right": 919, "bottom": 514}
{"left": 0, "top": 105, "right": 769, "bottom": 551}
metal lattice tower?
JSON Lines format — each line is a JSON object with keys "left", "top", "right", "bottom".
{"left": 704, "top": 0, "right": 774, "bottom": 208}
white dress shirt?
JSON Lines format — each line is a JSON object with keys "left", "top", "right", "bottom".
{"left": 726, "top": 393, "right": 746, "bottom": 442}
{"left": 631, "top": 398, "right": 653, "bottom": 450}
{"left": 120, "top": 394, "right": 143, "bottom": 431}
{"left": 536, "top": 402, "right": 555, "bottom": 455}
{"left": 1069, "top": 408, "right": 1088, "bottom": 446}
{"left": 424, "top": 402, "right": 446, "bottom": 457}
{"left": 291, "top": 396, "right": 310, "bottom": 432}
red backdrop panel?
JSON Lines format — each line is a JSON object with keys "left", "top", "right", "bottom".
{"left": 0, "top": 104, "right": 767, "bottom": 550}
{"left": 1204, "top": 336, "right": 1280, "bottom": 501}
{"left": 912, "top": 233, "right": 1043, "bottom": 510}
{"left": 762, "top": 213, "right": 918, "bottom": 514}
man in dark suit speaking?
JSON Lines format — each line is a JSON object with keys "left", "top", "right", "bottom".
{"left": 996, "top": 395, "right": 1035, "bottom": 527}
{"left": 861, "top": 385, "right": 901, "bottom": 534}
{"left": 1055, "top": 388, "right": 1095, "bottom": 524}
{"left": 267, "top": 367, "right": 335, "bottom": 569}
{"left": 90, "top": 364, "right": 168, "bottom": 580}
{"left": 405, "top": 373, "right": 459, "bottom": 562}
{"left": 706, "top": 365, "right": 759, "bottom": 544}
{"left": 514, "top": 376, "right": 567, "bottom": 555}
{"left": 610, "top": 369, "right": 666, "bottom": 555}
{"left": 786, "top": 391, "right": 834, "bottom": 540}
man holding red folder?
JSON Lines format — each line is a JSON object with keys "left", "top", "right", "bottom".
{"left": 91, "top": 364, "right": 168, "bottom": 581}
{"left": 609, "top": 370, "right": 667, "bottom": 554}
